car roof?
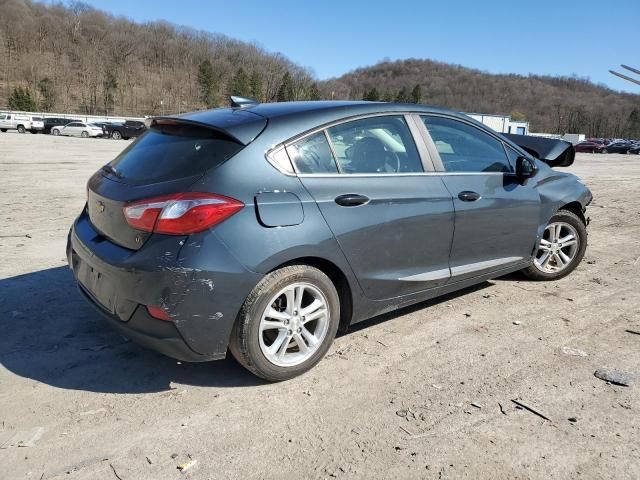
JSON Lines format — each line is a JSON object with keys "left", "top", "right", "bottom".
{"left": 171, "top": 101, "right": 467, "bottom": 145}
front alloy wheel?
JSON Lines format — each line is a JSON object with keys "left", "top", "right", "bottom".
{"left": 229, "top": 265, "right": 340, "bottom": 381}
{"left": 534, "top": 222, "right": 579, "bottom": 274}
{"left": 522, "top": 210, "right": 587, "bottom": 280}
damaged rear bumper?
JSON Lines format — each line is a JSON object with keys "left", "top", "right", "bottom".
{"left": 67, "top": 210, "right": 261, "bottom": 361}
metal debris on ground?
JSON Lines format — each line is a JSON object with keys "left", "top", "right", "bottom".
{"left": 177, "top": 459, "right": 197, "bottom": 473}
{"left": 560, "top": 346, "right": 588, "bottom": 357}
{"left": 625, "top": 329, "right": 640, "bottom": 336}
{"left": 511, "top": 399, "right": 552, "bottom": 422}
{"left": 0, "top": 426, "right": 45, "bottom": 448}
{"left": 109, "top": 463, "right": 124, "bottom": 480}
{"left": 594, "top": 368, "right": 634, "bottom": 386}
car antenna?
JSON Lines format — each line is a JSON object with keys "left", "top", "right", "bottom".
{"left": 230, "top": 96, "right": 258, "bottom": 108}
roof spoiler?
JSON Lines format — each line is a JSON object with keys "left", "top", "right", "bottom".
{"left": 503, "top": 133, "right": 575, "bottom": 168}
{"left": 145, "top": 117, "right": 246, "bottom": 144}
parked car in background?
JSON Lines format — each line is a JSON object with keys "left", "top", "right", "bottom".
{"left": 28, "top": 116, "right": 44, "bottom": 133}
{"left": 52, "top": 122, "right": 104, "bottom": 138}
{"left": 602, "top": 141, "right": 632, "bottom": 154}
{"left": 43, "top": 117, "right": 80, "bottom": 134}
{"left": 628, "top": 143, "right": 640, "bottom": 155}
{"left": 90, "top": 122, "right": 114, "bottom": 137}
{"left": 0, "top": 113, "right": 32, "bottom": 133}
{"left": 574, "top": 141, "right": 604, "bottom": 153}
{"left": 104, "top": 120, "right": 146, "bottom": 140}
{"left": 68, "top": 100, "right": 592, "bottom": 381}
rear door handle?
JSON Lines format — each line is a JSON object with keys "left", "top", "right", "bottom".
{"left": 458, "top": 191, "right": 481, "bottom": 202}
{"left": 335, "top": 194, "right": 370, "bottom": 207}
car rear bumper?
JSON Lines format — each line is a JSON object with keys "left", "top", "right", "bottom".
{"left": 67, "top": 210, "right": 261, "bottom": 361}
{"left": 77, "top": 282, "right": 215, "bottom": 361}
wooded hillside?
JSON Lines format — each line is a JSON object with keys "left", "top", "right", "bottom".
{"left": 320, "top": 59, "right": 640, "bottom": 138}
{"left": 0, "top": 0, "right": 318, "bottom": 116}
{"left": 1, "top": 1, "right": 638, "bottom": 138}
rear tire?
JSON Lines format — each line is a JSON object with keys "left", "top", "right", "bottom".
{"left": 111, "top": 130, "right": 122, "bottom": 140}
{"left": 229, "top": 265, "right": 340, "bottom": 382}
{"left": 52, "top": 129, "right": 60, "bottom": 136}
{"left": 17, "top": 125, "right": 25, "bottom": 134}
{"left": 522, "top": 210, "right": 587, "bottom": 281}
{"left": 601, "top": 148, "right": 608, "bottom": 154}
{"left": 0, "top": 129, "right": 5, "bottom": 132}
{"left": 81, "top": 131, "right": 89, "bottom": 138}
{"left": 30, "top": 130, "right": 37, "bottom": 134}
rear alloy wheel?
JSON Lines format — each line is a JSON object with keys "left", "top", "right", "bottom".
{"left": 111, "top": 130, "right": 122, "bottom": 140}
{"left": 522, "top": 210, "right": 587, "bottom": 281}
{"left": 81, "top": 131, "right": 89, "bottom": 138}
{"left": 229, "top": 265, "right": 340, "bottom": 381}
{"left": 17, "top": 125, "right": 25, "bottom": 134}
{"left": 52, "top": 129, "right": 60, "bottom": 136}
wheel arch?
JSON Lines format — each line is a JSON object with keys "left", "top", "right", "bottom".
{"left": 269, "top": 256, "right": 354, "bottom": 333}
{"left": 558, "top": 201, "right": 586, "bottom": 225}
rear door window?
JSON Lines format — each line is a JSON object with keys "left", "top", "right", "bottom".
{"left": 422, "top": 116, "right": 512, "bottom": 173}
{"left": 327, "top": 116, "right": 423, "bottom": 173}
{"left": 107, "top": 123, "right": 244, "bottom": 184}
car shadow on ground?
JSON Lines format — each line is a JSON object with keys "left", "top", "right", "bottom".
{"left": 0, "top": 266, "right": 262, "bottom": 394}
{"left": 1, "top": 266, "right": 499, "bottom": 394}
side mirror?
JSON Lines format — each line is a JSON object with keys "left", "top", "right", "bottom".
{"left": 516, "top": 156, "right": 538, "bottom": 184}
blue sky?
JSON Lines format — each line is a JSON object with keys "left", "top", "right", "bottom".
{"left": 75, "top": 0, "right": 638, "bottom": 92}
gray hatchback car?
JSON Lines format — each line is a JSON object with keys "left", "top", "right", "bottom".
{"left": 67, "top": 100, "right": 592, "bottom": 381}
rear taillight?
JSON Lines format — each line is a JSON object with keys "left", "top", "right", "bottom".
{"left": 146, "top": 305, "right": 172, "bottom": 321}
{"left": 123, "top": 193, "right": 244, "bottom": 235}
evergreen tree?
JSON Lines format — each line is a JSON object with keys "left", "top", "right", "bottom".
{"left": 277, "top": 71, "right": 294, "bottom": 102}
{"left": 102, "top": 71, "right": 118, "bottom": 115}
{"left": 38, "top": 78, "right": 56, "bottom": 112}
{"left": 230, "top": 66, "right": 250, "bottom": 97}
{"left": 362, "top": 88, "right": 380, "bottom": 101}
{"left": 197, "top": 59, "right": 218, "bottom": 108}
{"left": 627, "top": 109, "right": 640, "bottom": 138}
{"left": 249, "top": 71, "right": 263, "bottom": 101}
{"left": 395, "top": 87, "right": 410, "bottom": 103}
{"left": 410, "top": 84, "right": 422, "bottom": 104}
{"left": 308, "top": 82, "right": 321, "bottom": 100}
{"left": 382, "top": 91, "right": 393, "bottom": 102}
{"left": 8, "top": 87, "right": 37, "bottom": 111}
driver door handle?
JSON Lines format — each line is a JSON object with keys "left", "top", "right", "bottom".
{"left": 335, "top": 194, "right": 370, "bottom": 207}
{"left": 458, "top": 191, "right": 481, "bottom": 202}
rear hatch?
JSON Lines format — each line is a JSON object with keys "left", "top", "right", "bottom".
{"left": 86, "top": 110, "right": 267, "bottom": 250}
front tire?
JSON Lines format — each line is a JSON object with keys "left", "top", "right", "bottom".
{"left": 17, "top": 125, "right": 25, "bottom": 134}
{"left": 522, "top": 210, "right": 587, "bottom": 281}
{"left": 52, "top": 129, "right": 60, "bottom": 136}
{"left": 229, "top": 265, "right": 340, "bottom": 381}
{"left": 111, "top": 130, "right": 122, "bottom": 140}
{"left": 81, "top": 131, "right": 89, "bottom": 138}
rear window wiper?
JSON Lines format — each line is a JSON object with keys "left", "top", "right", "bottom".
{"left": 101, "top": 164, "right": 123, "bottom": 178}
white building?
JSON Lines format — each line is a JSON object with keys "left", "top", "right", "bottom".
{"left": 464, "top": 112, "right": 529, "bottom": 135}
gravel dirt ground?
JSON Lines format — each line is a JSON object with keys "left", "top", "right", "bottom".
{"left": 1, "top": 132, "right": 639, "bottom": 480}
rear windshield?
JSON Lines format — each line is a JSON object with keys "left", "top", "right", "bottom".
{"left": 107, "top": 123, "right": 244, "bottom": 184}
